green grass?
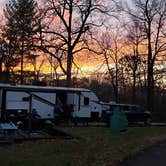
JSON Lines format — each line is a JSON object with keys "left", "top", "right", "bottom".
{"left": 0, "top": 126, "right": 166, "bottom": 166}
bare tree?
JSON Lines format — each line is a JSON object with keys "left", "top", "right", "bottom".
{"left": 124, "top": 20, "right": 145, "bottom": 103}
{"left": 38, "top": 0, "right": 111, "bottom": 86}
{"left": 97, "top": 26, "right": 124, "bottom": 102}
{"left": 125, "top": 0, "right": 166, "bottom": 112}
{"left": 26, "top": 54, "right": 40, "bottom": 81}
{"left": 0, "top": 38, "right": 4, "bottom": 74}
{"left": 47, "top": 55, "right": 61, "bottom": 86}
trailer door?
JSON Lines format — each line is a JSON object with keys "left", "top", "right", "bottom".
{"left": 67, "top": 93, "right": 79, "bottom": 117}
{"left": 74, "top": 92, "right": 91, "bottom": 118}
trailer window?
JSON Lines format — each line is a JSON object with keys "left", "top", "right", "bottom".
{"left": 84, "top": 97, "right": 89, "bottom": 105}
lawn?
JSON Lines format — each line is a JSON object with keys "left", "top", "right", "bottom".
{"left": 0, "top": 126, "right": 166, "bottom": 166}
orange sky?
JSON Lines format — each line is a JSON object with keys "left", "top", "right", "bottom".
{"left": 22, "top": 50, "right": 106, "bottom": 77}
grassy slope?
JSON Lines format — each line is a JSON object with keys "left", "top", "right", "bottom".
{"left": 0, "top": 126, "right": 166, "bottom": 166}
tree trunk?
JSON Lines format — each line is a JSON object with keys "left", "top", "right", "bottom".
{"left": 21, "top": 52, "right": 23, "bottom": 84}
{"left": 147, "top": 62, "right": 154, "bottom": 112}
{"left": 66, "top": 48, "right": 72, "bottom": 87}
{"left": 132, "top": 69, "right": 136, "bottom": 104}
{"left": 0, "top": 59, "right": 2, "bottom": 74}
{"left": 0, "top": 65, "right": 2, "bottom": 83}
{"left": 132, "top": 47, "right": 138, "bottom": 104}
{"left": 147, "top": 33, "right": 154, "bottom": 112}
{"left": 115, "top": 61, "right": 118, "bottom": 102}
{"left": 20, "top": 41, "right": 24, "bottom": 85}
{"left": 6, "top": 66, "right": 10, "bottom": 83}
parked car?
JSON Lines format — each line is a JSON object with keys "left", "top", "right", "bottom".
{"left": 101, "top": 103, "right": 152, "bottom": 126}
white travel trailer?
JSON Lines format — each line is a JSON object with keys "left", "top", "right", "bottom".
{"left": 0, "top": 84, "right": 102, "bottom": 123}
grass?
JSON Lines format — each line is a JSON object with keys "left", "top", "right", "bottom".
{"left": 0, "top": 126, "right": 166, "bottom": 166}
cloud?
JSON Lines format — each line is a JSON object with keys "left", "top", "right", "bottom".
{"left": 0, "top": 0, "right": 6, "bottom": 5}
{"left": 0, "top": 0, "right": 6, "bottom": 9}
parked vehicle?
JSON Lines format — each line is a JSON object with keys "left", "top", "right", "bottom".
{"left": 101, "top": 102, "right": 152, "bottom": 125}
{"left": 0, "top": 84, "right": 102, "bottom": 126}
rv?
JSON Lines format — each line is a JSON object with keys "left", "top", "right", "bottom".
{"left": 0, "top": 84, "right": 102, "bottom": 125}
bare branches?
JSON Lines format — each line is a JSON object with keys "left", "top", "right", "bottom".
{"left": 38, "top": 0, "right": 111, "bottom": 84}
{"left": 123, "top": 0, "right": 166, "bottom": 111}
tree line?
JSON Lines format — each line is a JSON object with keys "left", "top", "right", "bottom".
{"left": 0, "top": 0, "right": 165, "bottom": 114}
